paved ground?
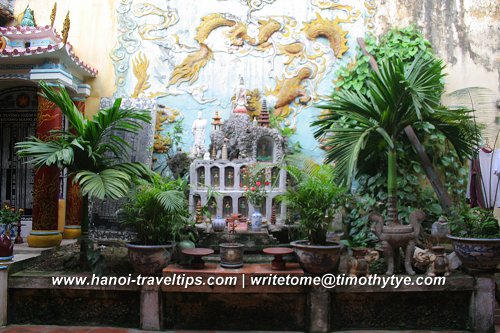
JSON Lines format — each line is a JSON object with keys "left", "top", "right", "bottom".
{"left": 1, "top": 326, "right": 498, "bottom": 333}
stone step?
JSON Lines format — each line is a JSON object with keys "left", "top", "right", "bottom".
{"left": 13, "top": 239, "right": 76, "bottom": 255}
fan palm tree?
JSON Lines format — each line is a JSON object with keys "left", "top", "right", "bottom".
{"left": 312, "top": 53, "right": 478, "bottom": 225}
{"left": 16, "top": 81, "right": 152, "bottom": 264}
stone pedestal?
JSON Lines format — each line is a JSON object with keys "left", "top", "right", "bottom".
{"left": 469, "top": 276, "right": 495, "bottom": 333}
{"left": 141, "top": 284, "right": 162, "bottom": 330}
{"left": 308, "top": 286, "right": 330, "bottom": 333}
{"left": 0, "top": 265, "right": 7, "bottom": 326}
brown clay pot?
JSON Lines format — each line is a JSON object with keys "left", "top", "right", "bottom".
{"left": 291, "top": 240, "right": 342, "bottom": 274}
{"left": 220, "top": 242, "right": 244, "bottom": 268}
{"left": 126, "top": 242, "right": 175, "bottom": 275}
{"left": 0, "top": 233, "right": 13, "bottom": 260}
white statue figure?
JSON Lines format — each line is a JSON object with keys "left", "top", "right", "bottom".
{"left": 191, "top": 111, "right": 207, "bottom": 157}
{"left": 233, "top": 76, "right": 248, "bottom": 113}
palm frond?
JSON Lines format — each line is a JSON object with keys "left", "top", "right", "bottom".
{"left": 152, "top": 189, "right": 185, "bottom": 214}
{"left": 113, "top": 162, "right": 153, "bottom": 181}
{"left": 313, "top": 51, "right": 475, "bottom": 188}
{"left": 74, "top": 168, "right": 132, "bottom": 200}
{"left": 16, "top": 137, "right": 74, "bottom": 169}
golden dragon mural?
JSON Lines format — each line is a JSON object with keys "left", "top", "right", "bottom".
{"left": 122, "top": 0, "right": 368, "bottom": 127}
{"left": 168, "top": 14, "right": 282, "bottom": 87}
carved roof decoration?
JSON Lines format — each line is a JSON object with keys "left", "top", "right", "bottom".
{"left": 0, "top": 25, "right": 97, "bottom": 77}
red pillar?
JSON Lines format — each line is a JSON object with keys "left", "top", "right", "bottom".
{"left": 31, "top": 95, "right": 62, "bottom": 231}
{"left": 65, "top": 100, "right": 85, "bottom": 226}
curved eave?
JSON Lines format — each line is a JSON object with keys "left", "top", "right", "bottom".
{"left": 0, "top": 44, "right": 97, "bottom": 79}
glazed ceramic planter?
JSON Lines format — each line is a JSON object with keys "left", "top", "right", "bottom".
{"left": 251, "top": 209, "right": 263, "bottom": 231}
{"left": 291, "top": 240, "right": 342, "bottom": 274}
{"left": 27, "top": 230, "right": 62, "bottom": 248}
{"left": 219, "top": 242, "right": 244, "bottom": 268}
{"left": 126, "top": 242, "right": 176, "bottom": 275}
{"left": 63, "top": 225, "right": 81, "bottom": 239}
{"left": 212, "top": 216, "right": 226, "bottom": 232}
{"left": 447, "top": 235, "right": 500, "bottom": 273}
{"left": 0, "top": 233, "right": 13, "bottom": 262}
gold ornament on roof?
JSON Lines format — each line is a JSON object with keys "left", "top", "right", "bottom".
{"left": 61, "top": 11, "right": 70, "bottom": 44}
{"left": 50, "top": 3, "right": 57, "bottom": 28}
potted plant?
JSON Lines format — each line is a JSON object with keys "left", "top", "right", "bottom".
{"left": 0, "top": 203, "right": 22, "bottom": 260}
{"left": 447, "top": 206, "right": 500, "bottom": 273}
{"left": 121, "top": 175, "right": 190, "bottom": 274}
{"left": 279, "top": 162, "right": 345, "bottom": 274}
{"left": 219, "top": 225, "right": 245, "bottom": 269}
{"left": 242, "top": 166, "right": 270, "bottom": 231}
{"left": 16, "top": 81, "right": 152, "bottom": 269}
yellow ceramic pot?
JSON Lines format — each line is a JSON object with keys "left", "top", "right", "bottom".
{"left": 27, "top": 231, "right": 62, "bottom": 248}
{"left": 63, "top": 225, "right": 81, "bottom": 239}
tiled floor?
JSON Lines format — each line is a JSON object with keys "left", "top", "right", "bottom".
{"left": 1, "top": 326, "right": 497, "bottom": 333}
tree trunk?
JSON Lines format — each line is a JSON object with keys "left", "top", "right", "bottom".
{"left": 387, "top": 149, "right": 399, "bottom": 225}
{"left": 79, "top": 195, "right": 89, "bottom": 266}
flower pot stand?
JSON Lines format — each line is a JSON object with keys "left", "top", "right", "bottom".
{"left": 263, "top": 247, "right": 293, "bottom": 270}
{"left": 182, "top": 248, "right": 214, "bottom": 269}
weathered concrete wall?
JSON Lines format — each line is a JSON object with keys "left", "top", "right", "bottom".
{"left": 375, "top": 0, "right": 499, "bottom": 150}
{"left": 375, "top": 0, "right": 498, "bottom": 93}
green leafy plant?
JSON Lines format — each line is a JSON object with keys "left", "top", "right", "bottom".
{"left": 242, "top": 165, "right": 270, "bottom": 207}
{"left": 340, "top": 194, "right": 380, "bottom": 248}
{"left": 313, "top": 53, "right": 478, "bottom": 225}
{"left": 317, "top": 27, "right": 471, "bottom": 223}
{"left": 197, "top": 186, "right": 221, "bottom": 222}
{"left": 279, "top": 162, "right": 346, "bottom": 245}
{"left": 449, "top": 206, "right": 500, "bottom": 239}
{"left": 16, "top": 81, "right": 152, "bottom": 267}
{"left": 0, "top": 203, "right": 22, "bottom": 235}
{"left": 121, "top": 175, "right": 190, "bottom": 245}
{"left": 269, "top": 112, "right": 302, "bottom": 155}
{"left": 334, "top": 26, "right": 438, "bottom": 95}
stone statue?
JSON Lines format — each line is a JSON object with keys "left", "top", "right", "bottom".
{"left": 191, "top": 111, "right": 207, "bottom": 157}
{"left": 221, "top": 138, "right": 228, "bottom": 160}
{"left": 427, "top": 246, "right": 450, "bottom": 277}
{"left": 233, "top": 77, "right": 248, "bottom": 113}
{"left": 370, "top": 210, "right": 425, "bottom": 275}
{"left": 348, "top": 248, "right": 380, "bottom": 277}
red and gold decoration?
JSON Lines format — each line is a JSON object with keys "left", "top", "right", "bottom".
{"left": 27, "top": 94, "right": 63, "bottom": 248}
{"left": 63, "top": 100, "right": 85, "bottom": 239}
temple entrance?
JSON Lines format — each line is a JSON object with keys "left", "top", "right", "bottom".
{"left": 0, "top": 87, "right": 38, "bottom": 213}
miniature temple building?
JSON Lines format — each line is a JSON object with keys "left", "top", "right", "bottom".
{"left": 189, "top": 92, "right": 287, "bottom": 223}
{"left": 212, "top": 111, "right": 222, "bottom": 131}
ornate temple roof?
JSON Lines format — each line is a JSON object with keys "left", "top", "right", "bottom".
{"left": 0, "top": 25, "right": 97, "bottom": 77}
